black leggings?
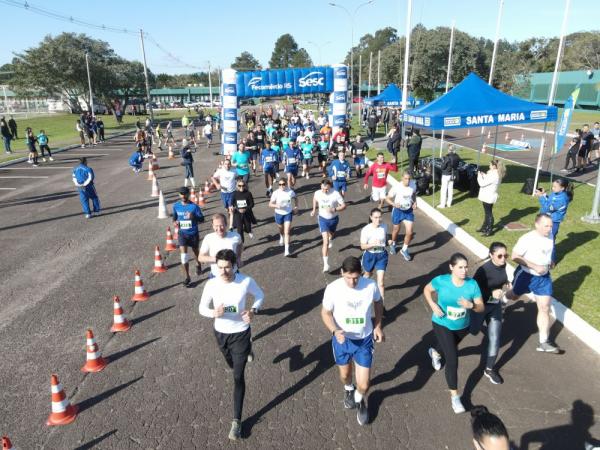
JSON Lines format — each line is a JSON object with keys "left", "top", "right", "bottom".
{"left": 215, "top": 328, "right": 251, "bottom": 420}
{"left": 482, "top": 201, "right": 494, "bottom": 231}
{"left": 433, "top": 323, "right": 469, "bottom": 390}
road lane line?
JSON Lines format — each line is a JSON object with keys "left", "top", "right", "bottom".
{"left": 0, "top": 167, "right": 73, "bottom": 170}
{"left": 0, "top": 176, "right": 49, "bottom": 179}
{"left": 0, "top": 187, "right": 17, "bottom": 190}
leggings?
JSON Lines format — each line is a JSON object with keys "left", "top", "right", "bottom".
{"left": 214, "top": 328, "right": 251, "bottom": 420}
{"left": 432, "top": 322, "right": 469, "bottom": 390}
{"left": 40, "top": 144, "right": 52, "bottom": 157}
{"left": 184, "top": 164, "right": 194, "bottom": 179}
{"left": 469, "top": 302, "right": 502, "bottom": 369}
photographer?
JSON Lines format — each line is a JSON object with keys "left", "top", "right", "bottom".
{"left": 438, "top": 145, "right": 461, "bottom": 209}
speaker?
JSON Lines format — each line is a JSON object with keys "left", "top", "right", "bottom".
{"left": 521, "top": 177, "right": 535, "bottom": 195}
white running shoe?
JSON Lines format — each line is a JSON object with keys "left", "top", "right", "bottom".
{"left": 248, "top": 233, "right": 254, "bottom": 239}
{"left": 284, "top": 249, "right": 290, "bottom": 257}
{"left": 451, "top": 395, "right": 465, "bottom": 414}
{"left": 279, "top": 235, "right": 284, "bottom": 245}
{"left": 49, "top": 157, "right": 54, "bottom": 161}
{"left": 323, "top": 264, "right": 330, "bottom": 272}
{"left": 428, "top": 348, "right": 442, "bottom": 371}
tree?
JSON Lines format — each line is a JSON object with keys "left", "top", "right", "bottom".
{"left": 231, "top": 51, "right": 262, "bottom": 71}
{"left": 269, "top": 34, "right": 311, "bottom": 68}
{"left": 291, "top": 48, "right": 313, "bottom": 68}
{"left": 348, "top": 27, "right": 399, "bottom": 84}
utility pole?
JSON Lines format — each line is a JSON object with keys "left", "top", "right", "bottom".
{"left": 377, "top": 50, "right": 381, "bottom": 94}
{"left": 208, "top": 61, "right": 213, "bottom": 107}
{"left": 85, "top": 52, "right": 95, "bottom": 117}
{"left": 368, "top": 52, "right": 373, "bottom": 99}
{"left": 139, "top": 29, "right": 154, "bottom": 121}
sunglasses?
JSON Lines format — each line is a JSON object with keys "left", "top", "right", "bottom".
{"left": 494, "top": 254, "right": 507, "bottom": 259}
{"left": 237, "top": 184, "right": 246, "bottom": 187}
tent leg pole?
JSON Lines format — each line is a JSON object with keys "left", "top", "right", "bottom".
{"left": 549, "top": 120, "right": 558, "bottom": 184}
{"left": 439, "top": 129, "right": 445, "bottom": 158}
{"left": 432, "top": 130, "right": 436, "bottom": 207}
{"left": 532, "top": 122, "right": 548, "bottom": 196}
{"left": 476, "top": 132, "right": 485, "bottom": 169}
{"left": 492, "top": 124, "right": 499, "bottom": 158}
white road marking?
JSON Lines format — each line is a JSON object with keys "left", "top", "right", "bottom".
{"left": 0, "top": 187, "right": 17, "bottom": 190}
{"left": 0, "top": 167, "right": 73, "bottom": 170}
{"left": 0, "top": 176, "right": 49, "bottom": 179}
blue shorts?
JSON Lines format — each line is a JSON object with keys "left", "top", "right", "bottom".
{"left": 362, "top": 251, "right": 388, "bottom": 272}
{"left": 392, "top": 207, "right": 414, "bottom": 225}
{"left": 285, "top": 166, "right": 298, "bottom": 176}
{"left": 318, "top": 215, "right": 339, "bottom": 233}
{"left": 512, "top": 266, "right": 553, "bottom": 297}
{"left": 275, "top": 212, "right": 293, "bottom": 225}
{"left": 354, "top": 156, "right": 365, "bottom": 166}
{"left": 220, "top": 191, "right": 234, "bottom": 209}
{"left": 333, "top": 180, "right": 347, "bottom": 193}
{"left": 332, "top": 334, "right": 374, "bottom": 368}
{"left": 178, "top": 232, "right": 199, "bottom": 248}
{"left": 263, "top": 166, "right": 276, "bottom": 176}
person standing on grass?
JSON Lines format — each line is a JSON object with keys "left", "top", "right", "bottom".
{"left": 576, "top": 124, "right": 594, "bottom": 171}
{"left": 476, "top": 160, "right": 505, "bottom": 237}
{"left": 535, "top": 178, "right": 573, "bottom": 264}
{"left": 438, "top": 145, "right": 460, "bottom": 209}
{"left": 407, "top": 129, "right": 422, "bottom": 176}
{"left": 72, "top": 157, "right": 100, "bottom": 219}
{"left": 76, "top": 121, "right": 86, "bottom": 148}
{"left": 37, "top": 129, "right": 53, "bottom": 162}
{"left": 1, "top": 117, "right": 12, "bottom": 154}
{"left": 8, "top": 115, "right": 17, "bottom": 139}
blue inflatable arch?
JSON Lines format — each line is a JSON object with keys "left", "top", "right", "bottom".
{"left": 221, "top": 65, "right": 348, "bottom": 155}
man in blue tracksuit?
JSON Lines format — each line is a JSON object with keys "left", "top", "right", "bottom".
{"left": 329, "top": 150, "right": 351, "bottom": 197}
{"left": 128, "top": 148, "right": 145, "bottom": 174}
{"left": 72, "top": 157, "right": 100, "bottom": 218}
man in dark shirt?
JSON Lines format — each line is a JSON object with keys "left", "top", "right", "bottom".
{"left": 576, "top": 124, "right": 595, "bottom": 172}
{"left": 367, "top": 109, "right": 378, "bottom": 142}
{"left": 8, "top": 116, "right": 17, "bottom": 139}
{"left": 407, "top": 129, "right": 423, "bottom": 176}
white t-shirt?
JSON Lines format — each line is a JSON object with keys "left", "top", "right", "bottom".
{"left": 200, "top": 231, "right": 242, "bottom": 277}
{"left": 314, "top": 190, "right": 345, "bottom": 220}
{"left": 203, "top": 124, "right": 212, "bottom": 136}
{"left": 389, "top": 180, "right": 417, "bottom": 210}
{"left": 214, "top": 168, "right": 237, "bottom": 193}
{"left": 322, "top": 277, "right": 381, "bottom": 339}
{"left": 360, "top": 223, "right": 388, "bottom": 253}
{"left": 199, "top": 273, "right": 264, "bottom": 334}
{"left": 513, "top": 230, "right": 554, "bottom": 276}
{"left": 271, "top": 188, "right": 296, "bottom": 215}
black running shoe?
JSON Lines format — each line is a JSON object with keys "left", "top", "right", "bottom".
{"left": 344, "top": 389, "right": 356, "bottom": 409}
{"left": 183, "top": 277, "right": 191, "bottom": 287}
{"left": 484, "top": 368, "right": 504, "bottom": 385}
{"left": 356, "top": 399, "right": 369, "bottom": 425}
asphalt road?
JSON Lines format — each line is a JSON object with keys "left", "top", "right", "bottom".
{"left": 1, "top": 128, "right": 599, "bottom": 449}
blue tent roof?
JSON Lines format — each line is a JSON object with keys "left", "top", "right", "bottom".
{"left": 402, "top": 73, "right": 558, "bottom": 129}
{"left": 364, "top": 83, "right": 414, "bottom": 106}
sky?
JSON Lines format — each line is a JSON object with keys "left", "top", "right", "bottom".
{"left": 0, "top": 0, "right": 596, "bottom": 75}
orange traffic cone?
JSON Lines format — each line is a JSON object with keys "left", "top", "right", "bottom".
{"left": 151, "top": 175, "right": 160, "bottom": 198}
{"left": 81, "top": 329, "right": 108, "bottom": 373}
{"left": 190, "top": 187, "right": 197, "bottom": 204}
{"left": 153, "top": 245, "right": 167, "bottom": 273}
{"left": 46, "top": 374, "right": 78, "bottom": 426}
{"left": 2, "top": 436, "right": 14, "bottom": 450}
{"left": 173, "top": 222, "right": 179, "bottom": 240}
{"left": 132, "top": 270, "right": 150, "bottom": 302}
{"left": 165, "top": 227, "right": 177, "bottom": 251}
{"left": 168, "top": 146, "right": 175, "bottom": 159}
{"left": 152, "top": 154, "right": 160, "bottom": 171}
{"left": 204, "top": 180, "right": 211, "bottom": 195}
{"left": 147, "top": 157, "right": 154, "bottom": 181}
{"left": 110, "top": 295, "right": 131, "bottom": 332}
{"left": 197, "top": 190, "right": 205, "bottom": 206}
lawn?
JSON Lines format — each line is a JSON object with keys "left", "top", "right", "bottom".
{"left": 364, "top": 141, "right": 600, "bottom": 330}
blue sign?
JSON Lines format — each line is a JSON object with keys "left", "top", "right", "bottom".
{"left": 236, "top": 67, "right": 335, "bottom": 98}
{"left": 555, "top": 86, "right": 580, "bottom": 154}
{"left": 223, "top": 108, "right": 237, "bottom": 121}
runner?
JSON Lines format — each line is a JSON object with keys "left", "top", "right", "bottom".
{"left": 244, "top": 132, "right": 259, "bottom": 175}
{"left": 172, "top": 187, "right": 205, "bottom": 287}
{"left": 203, "top": 121, "right": 213, "bottom": 149}
{"left": 350, "top": 135, "right": 368, "bottom": 178}
{"left": 211, "top": 159, "right": 238, "bottom": 231}
{"left": 311, "top": 179, "right": 346, "bottom": 272}
{"left": 269, "top": 178, "right": 299, "bottom": 257}
{"left": 470, "top": 242, "right": 510, "bottom": 385}
{"left": 423, "top": 253, "right": 484, "bottom": 414}
{"left": 232, "top": 180, "right": 256, "bottom": 243}
{"left": 199, "top": 249, "right": 264, "bottom": 441}
{"left": 198, "top": 213, "right": 243, "bottom": 278}
{"left": 260, "top": 141, "right": 279, "bottom": 197}
{"left": 301, "top": 135, "right": 315, "bottom": 179}
{"left": 360, "top": 208, "right": 390, "bottom": 307}
{"left": 317, "top": 134, "right": 330, "bottom": 177}
{"left": 231, "top": 143, "right": 252, "bottom": 184}
{"left": 283, "top": 140, "right": 302, "bottom": 187}
{"left": 329, "top": 150, "right": 351, "bottom": 198}
{"left": 363, "top": 152, "right": 397, "bottom": 209}
{"left": 385, "top": 171, "right": 417, "bottom": 261}
{"left": 504, "top": 213, "right": 561, "bottom": 354}
{"left": 321, "top": 255, "right": 384, "bottom": 426}
{"left": 181, "top": 139, "right": 196, "bottom": 188}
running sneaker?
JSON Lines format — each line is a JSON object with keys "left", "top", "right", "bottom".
{"left": 196, "top": 265, "right": 202, "bottom": 276}
{"left": 32, "top": 163, "right": 39, "bottom": 167}
{"left": 49, "top": 157, "right": 54, "bottom": 161}
{"left": 42, "top": 157, "right": 47, "bottom": 162}
{"left": 323, "top": 263, "right": 330, "bottom": 273}
{"left": 400, "top": 248, "right": 412, "bottom": 261}
{"left": 305, "top": 174, "right": 309, "bottom": 180}
{"left": 279, "top": 235, "right": 284, "bottom": 246}
{"left": 388, "top": 243, "right": 397, "bottom": 255}
{"left": 356, "top": 399, "right": 369, "bottom": 425}
{"left": 85, "top": 214, "right": 91, "bottom": 219}
{"left": 228, "top": 419, "right": 241, "bottom": 441}
{"left": 451, "top": 395, "right": 466, "bottom": 414}
{"left": 536, "top": 341, "right": 561, "bottom": 354}
{"left": 484, "top": 368, "right": 504, "bottom": 385}
{"left": 284, "top": 249, "right": 290, "bottom": 257}
{"left": 182, "top": 277, "right": 191, "bottom": 287}
{"left": 428, "top": 348, "right": 442, "bottom": 371}
{"left": 248, "top": 233, "right": 254, "bottom": 239}
{"left": 247, "top": 350, "right": 255, "bottom": 362}
{"left": 344, "top": 389, "right": 357, "bottom": 409}
{"left": 27, "top": 159, "right": 33, "bottom": 164}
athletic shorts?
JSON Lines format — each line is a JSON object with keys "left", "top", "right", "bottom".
{"left": 214, "top": 327, "right": 252, "bottom": 363}
{"left": 331, "top": 333, "right": 374, "bottom": 368}
{"left": 333, "top": 180, "right": 347, "bottom": 193}
{"left": 371, "top": 186, "right": 387, "bottom": 201}
{"left": 221, "top": 191, "right": 234, "bottom": 209}
{"left": 362, "top": 250, "right": 388, "bottom": 272}
{"left": 285, "top": 166, "right": 298, "bottom": 176}
{"left": 303, "top": 157, "right": 313, "bottom": 166}
{"left": 263, "top": 166, "right": 276, "bottom": 176}
{"left": 318, "top": 154, "right": 328, "bottom": 163}
{"left": 250, "top": 149, "right": 259, "bottom": 161}
{"left": 354, "top": 156, "right": 365, "bottom": 166}
{"left": 205, "top": 133, "right": 212, "bottom": 141}
{"left": 512, "top": 266, "right": 553, "bottom": 297}
{"left": 392, "top": 207, "right": 415, "bottom": 224}
{"left": 318, "top": 215, "right": 339, "bottom": 233}
{"left": 275, "top": 212, "right": 293, "bottom": 225}
{"left": 178, "top": 232, "right": 199, "bottom": 248}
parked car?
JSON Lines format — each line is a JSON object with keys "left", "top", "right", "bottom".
{"left": 171, "top": 101, "right": 184, "bottom": 108}
{"left": 352, "top": 97, "right": 363, "bottom": 103}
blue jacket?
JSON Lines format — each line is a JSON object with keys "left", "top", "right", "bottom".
{"left": 72, "top": 164, "right": 94, "bottom": 187}
{"left": 329, "top": 159, "right": 351, "bottom": 180}
{"left": 129, "top": 151, "right": 144, "bottom": 167}
{"left": 539, "top": 191, "right": 570, "bottom": 223}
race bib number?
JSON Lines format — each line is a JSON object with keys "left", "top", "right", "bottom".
{"left": 179, "top": 220, "right": 192, "bottom": 230}
{"left": 345, "top": 317, "right": 365, "bottom": 325}
{"left": 446, "top": 306, "right": 466, "bottom": 320}
{"left": 320, "top": 202, "right": 331, "bottom": 210}
{"left": 377, "top": 171, "right": 386, "bottom": 179}
{"left": 236, "top": 200, "right": 247, "bottom": 209}
{"left": 400, "top": 200, "right": 412, "bottom": 210}
{"left": 371, "top": 246, "right": 384, "bottom": 253}
{"left": 336, "top": 171, "right": 346, "bottom": 178}
{"left": 356, "top": 149, "right": 363, "bottom": 155}
{"left": 265, "top": 156, "right": 274, "bottom": 163}
{"left": 223, "top": 305, "right": 238, "bottom": 313}
{"left": 257, "top": 135, "right": 263, "bottom": 141}
{"left": 288, "top": 157, "right": 297, "bottom": 164}
{"left": 279, "top": 200, "right": 290, "bottom": 208}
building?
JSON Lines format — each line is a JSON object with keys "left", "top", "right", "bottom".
{"left": 149, "top": 86, "right": 220, "bottom": 104}
{"left": 525, "top": 70, "right": 600, "bottom": 110}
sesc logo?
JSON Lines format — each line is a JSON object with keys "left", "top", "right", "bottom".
{"left": 298, "top": 71, "right": 325, "bottom": 88}
{"left": 223, "top": 109, "right": 237, "bottom": 121}
{"left": 224, "top": 85, "right": 236, "bottom": 96}
{"left": 334, "top": 67, "right": 347, "bottom": 78}
{"left": 224, "top": 134, "right": 238, "bottom": 144}
{"left": 333, "top": 92, "right": 346, "bottom": 103}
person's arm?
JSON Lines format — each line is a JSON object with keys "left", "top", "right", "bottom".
{"left": 82, "top": 170, "right": 93, "bottom": 186}
{"left": 268, "top": 192, "right": 278, "bottom": 209}
{"left": 197, "top": 238, "right": 215, "bottom": 264}
{"left": 247, "top": 192, "right": 254, "bottom": 210}
{"left": 384, "top": 192, "right": 396, "bottom": 208}
{"left": 292, "top": 194, "right": 299, "bottom": 214}
{"left": 363, "top": 165, "right": 373, "bottom": 188}
{"left": 211, "top": 172, "right": 222, "bottom": 190}
{"left": 310, "top": 194, "right": 318, "bottom": 216}
{"left": 372, "top": 298, "right": 384, "bottom": 343}
{"left": 246, "top": 278, "right": 265, "bottom": 312}
{"left": 423, "top": 282, "right": 445, "bottom": 317}
{"left": 511, "top": 250, "right": 547, "bottom": 276}
{"left": 458, "top": 296, "right": 484, "bottom": 313}
{"left": 199, "top": 282, "right": 224, "bottom": 318}
{"left": 321, "top": 307, "right": 341, "bottom": 339}
{"left": 235, "top": 238, "right": 243, "bottom": 268}
{"left": 335, "top": 195, "right": 347, "bottom": 213}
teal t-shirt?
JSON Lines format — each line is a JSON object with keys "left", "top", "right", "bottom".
{"left": 232, "top": 151, "right": 251, "bottom": 175}
{"left": 318, "top": 141, "right": 329, "bottom": 155}
{"left": 301, "top": 143, "right": 314, "bottom": 159}
{"left": 280, "top": 137, "right": 291, "bottom": 149}
{"left": 431, "top": 274, "right": 481, "bottom": 331}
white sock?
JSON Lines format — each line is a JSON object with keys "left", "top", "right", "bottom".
{"left": 344, "top": 384, "right": 355, "bottom": 391}
{"left": 323, "top": 256, "right": 328, "bottom": 265}
{"left": 284, "top": 244, "right": 289, "bottom": 252}
{"left": 402, "top": 244, "right": 408, "bottom": 252}
{"left": 190, "top": 177, "right": 196, "bottom": 187}
{"left": 184, "top": 178, "right": 189, "bottom": 187}
{"left": 539, "top": 331, "right": 549, "bottom": 344}
{"left": 354, "top": 390, "right": 363, "bottom": 403}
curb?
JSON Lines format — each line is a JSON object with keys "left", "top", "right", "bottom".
{"left": 385, "top": 173, "right": 600, "bottom": 354}
{"left": 0, "top": 129, "right": 135, "bottom": 168}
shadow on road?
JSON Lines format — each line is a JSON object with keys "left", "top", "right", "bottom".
{"left": 76, "top": 376, "right": 143, "bottom": 413}
{"left": 107, "top": 337, "right": 161, "bottom": 364}
{"left": 73, "top": 430, "right": 117, "bottom": 450}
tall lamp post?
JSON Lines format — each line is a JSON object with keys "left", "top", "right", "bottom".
{"left": 329, "top": 1, "right": 375, "bottom": 97}
{"left": 307, "top": 40, "right": 332, "bottom": 66}
{"left": 85, "top": 52, "right": 95, "bottom": 117}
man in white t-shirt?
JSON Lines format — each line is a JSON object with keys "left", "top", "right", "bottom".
{"left": 198, "top": 213, "right": 243, "bottom": 277}
{"left": 321, "top": 256, "right": 384, "bottom": 426}
{"left": 505, "top": 213, "right": 560, "bottom": 354}
{"left": 310, "top": 179, "right": 346, "bottom": 272}
{"left": 199, "top": 248, "right": 264, "bottom": 440}
{"left": 269, "top": 178, "right": 299, "bottom": 256}
{"left": 212, "top": 159, "right": 238, "bottom": 230}
{"left": 385, "top": 171, "right": 417, "bottom": 261}
{"left": 203, "top": 122, "right": 213, "bottom": 148}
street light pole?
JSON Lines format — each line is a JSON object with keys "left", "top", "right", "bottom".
{"left": 308, "top": 40, "right": 332, "bottom": 66}
{"left": 208, "top": 61, "right": 213, "bottom": 107}
{"left": 139, "top": 29, "right": 154, "bottom": 122}
{"left": 85, "top": 52, "right": 95, "bottom": 117}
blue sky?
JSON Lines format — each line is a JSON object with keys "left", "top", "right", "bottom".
{"left": 0, "top": 0, "right": 596, "bottom": 75}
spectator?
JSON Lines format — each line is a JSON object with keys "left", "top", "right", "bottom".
{"left": 71, "top": 157, "right": 100, "bottom": 219}
{"left": 561, "top": 130, "right": 580, "bottom": 172}
{"left": 8, "top": 115, "right": 17, "bottom": 139}
{"left": 76, "top": 121, "right": 86, "bottom": 148}
{"left": 477, "top": 160, "right": 505, "bottom": 237}
{"left": 25, "top": 127, "right": 39, "bottom": 166}
{"left": 438, "top": 145, "right": 461, "bottom": 208}
{"left": 382, "top": 107, "right": 390, "bottom": 134}
{"left": 535, "top": 178, "right": 573, "bottom": 263}
{"left": 576, "top": 124, "right": 594, "bottom": 171}
{"left": 37, "top": 129, "right": 53, "bottom": 162}
{"left": 407, "top": 129, "right": 423, "bottom": 176}
{"left": 471, "top": 406, "right": 511, "bottom": 450}
{"left": 592, "top": 121, "right": 600, "bottom": 163}
{"left": 386, "top": 124, "right": 402, "bottom": 158}
{"left": 96, "top": 117, "right": 105, "bottom": 142}
{"left": 367, "top": 108, "right": 378, "bottom": 142}
{"left": 1, "top": 117, "right": 12, "bottom": 154}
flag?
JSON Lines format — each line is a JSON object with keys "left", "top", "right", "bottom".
{"left": 555, "top": 86, "right": 580, "bottom": 153}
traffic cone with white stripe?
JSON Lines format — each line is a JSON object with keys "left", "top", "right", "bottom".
{"left": 197, "top": 189, "right": 205, "bottom": 206}
{"left": 81, "top": 329, "right": 108, "bottom": 373}
{"left": 520, "top": 132, "right": 525, "bottom": 140}
{"left": 204, "top": 180, "right": 211, "bottom": 196}
{"left": 487, "top": 130, "right": 491, "bottom": 139}
{"left": 168, "top": 145, "right": 175, "bottom": 159}
{"left": 190, "top": 187, "right": 197, "bottom": 204}
{"left": 110, "top": 295, "right": 131, "bottom": 332}
{"left": 46, "top": 374, "right": 78, "bottom": 426}
{"left": 153, "top": 245, "right": 167, "bottom": 273}
{"left": 466, "top": 128, "right": 471, "bottom": 137}
{"left": 151, "top": 175, "right": 160, "bottom": 198}
{"left": 2, "top": 436, "right": 15, "bottom": 450}
{"left": 147, "top": 157, "right": 154, "bottom": 181}
{"left": 165, "top": 227, "right": 177, "bottom": 251}
{"left": 505, "top": 132, "right": 509, "bottom": 141}
{"left": 152, "top": 154, "right": 160, "bottom": 171}
{"left": 173, "top": 222, "right": 179, "bottom": 240}
{"left": 132, "top": 270, "right": 150, "bottom": 302}
{"left": 157, "top": 190, "right": 168, "bottom": 219}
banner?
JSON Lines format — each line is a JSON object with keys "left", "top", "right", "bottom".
{"left": 236, "top": 67, "right": 334, "bottom": 98}
{"left": 554, "top": 86, "right": 580, "bottom": 153}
